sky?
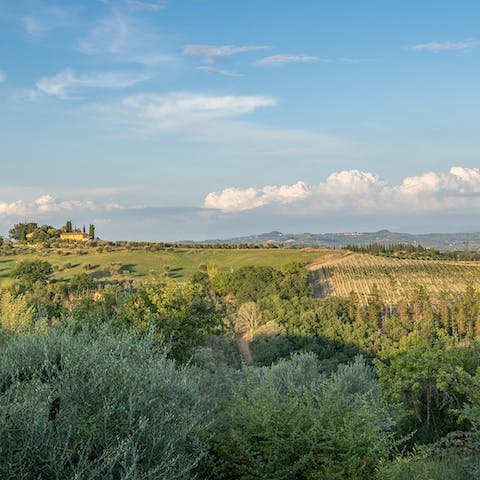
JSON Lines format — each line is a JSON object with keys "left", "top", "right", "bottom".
{"left": 1, "top": 0, "right": 480, "bottom": 240}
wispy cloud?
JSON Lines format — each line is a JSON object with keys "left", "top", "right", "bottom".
{"left": 95, "top": 91, "right": 356, "bottom": 158}
{"left": 183, "top": 44, "right": 269, "bottom": 64}
{"left": 257, "top": 55, "right": 373, "bottom": 66}
{"left": 257, "top": 54, "right": 320, "bottom": 66}
{"left": 125, "top": 0, "right": 167, "bottom": 10}
{"left": 125, "top": 0, "right": 167, "bottom": 12}
{"left": 77, "top": 10, "right": 174, "bottom": 65}
{"left": 0, "top": 71, "right": 6, "bottom": 83}
{"left": 338, "top": 57, "right": 374, "bottom": 64}
{"left": 21, "top": 15, "right": 43, "bottom": 36}
{"left": 204, "top": 167, "right": 480, "bottom": 213}
{"left": 35, "top": 68, "right": 149, "bottom": 98}
{"left": 11, "top": 88, "right": 44, "bottom": 102}
{"left": 409, "top": 40, "right": 478, "bottom": 52}
{"left": 21, "top": 6, "right": 78, "bottom": 37}
{"left": 113, "top": 92, "right": 277, "bottom": 132}
{"left": 196, "top": 66, "right": 244, "bottom": 77}
{"left": 77, "top": 10, "right": 130, "bottom": 55}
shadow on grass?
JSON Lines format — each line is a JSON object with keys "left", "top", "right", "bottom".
{"left": 167, "top": 267, "right": 184, "bottom": 279}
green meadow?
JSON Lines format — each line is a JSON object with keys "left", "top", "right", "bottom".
{"left": 0, "top": 246, "right": 326, "bottom": 284}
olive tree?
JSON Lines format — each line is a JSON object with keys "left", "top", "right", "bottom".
{"left": 0, "top": 326, "right": 211, "bottom": 480}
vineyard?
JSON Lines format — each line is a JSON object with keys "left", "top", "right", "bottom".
{"left": 309, "top": 251, "right": 480, "bottom": 304}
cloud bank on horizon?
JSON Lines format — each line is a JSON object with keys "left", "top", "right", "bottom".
{"left": 204, "top": 167, "right": 480, "bottom": 214}
{"left": 0, "top": 194, "right": 121, "bottom": 219}
{"left": 2, "top": 167, "right": 479, "bottom": 220}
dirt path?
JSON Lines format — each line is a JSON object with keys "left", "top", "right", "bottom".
{"left": 237, "top": 332, "right": 253, "bottom": 364}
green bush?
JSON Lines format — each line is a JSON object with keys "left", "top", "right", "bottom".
{"left": 10, "top": 259, "right": 53, "bottom": 286}
{"left": 0, "top": 326, "right": 211, "bottom": 479}
{"left": 377, "top": 455, "right": 474, "bottom": 480}
{"left": 210, "top": 354, "right": 393, "bottom": 479}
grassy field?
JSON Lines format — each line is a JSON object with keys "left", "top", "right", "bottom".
{"left": 309, "top": 250, "right": 480, "bottom": 304}
{"left": 2, "top": 246, "right": 480, "bottom": 302}
{"left": 0, "top": 246, "right": 326, "bottom": 285}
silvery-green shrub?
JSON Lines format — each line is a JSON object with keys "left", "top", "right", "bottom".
{"left": 0, "top": 326, "right": 210, "bottom": 480}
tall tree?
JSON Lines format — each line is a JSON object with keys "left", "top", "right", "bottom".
{"left": 8, "top": 222, "right": 38, "bottom": 241}
{"left": 65, "top": 220, "right": 73, "bottom": 233}
{"left": 89, "top": 224, "right": 95, "bottom": 238}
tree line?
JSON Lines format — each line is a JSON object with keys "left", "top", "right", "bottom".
{"left": 344, "top": 242, "right": 480, "bottom": 260}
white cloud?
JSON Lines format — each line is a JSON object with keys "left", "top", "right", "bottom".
{"left": 204, "top": 167, "right": 480, "bottom": 213}
{"left": 256, "top": 55, "right": 373, "bottom": 66}
{"left": 11, "top": 88, "right": 44, "bottom": 102}
{"left": 338, "top": 57, "right": 374, "bottom": 64}
{"left": 21, "top": 15, "right": 43, "bottom": 36}
{"left": 196, "top": 66, "right": 244, "bottom": 77}
{"left": 114, "top": 92, "right": 277, "bottom": 131}
{"left": 0, "top": 190, "right": 124, "bottom": 219}
{"left": 35, "top": 68, "right": 149, "bottom": 98}
{"left": 125, "top": 0, "right": 166, "bottom": 10}
{"left": 183, "top": 44, "right": 269, "bottom": 64}
{"left": 96, "top": 92, "right": 356, "bottom": 157}
{"left": 0, "top": 201, "right": 29, "bottom": 217}
{"left": 0, "top": 71, "right": 6, "bottom": 82}
{"left": 77, "top": 10, "right": 174, "bottom": 65}
{"left": 0, "top": 195, "right": 101, "bottom": 218}
{"left": 77, "top": 10, "right": 130, "bottom": 55}
{"left": 21, "top": 6, "right": 78, "bottom": 36}
{"left": 32, "top": 195, "right": 97, "bottom": 214}
{"left": 204, "top": 182, "right": 311, "bottom": 212}
{"left": 409, "top": 40, "right": 478, "bottom": 52}
{"left": 256, "top": 54, "right": 320, "bottom": 66}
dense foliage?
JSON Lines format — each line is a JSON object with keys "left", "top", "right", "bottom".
{"left": 0, "top": 327, "right": 211, "bottom": 479}
{"left": 210, "top": 355, "right": 394, "bottom": 479}
{"left": 0, "top": 253, "right": 479, "bottom": 478}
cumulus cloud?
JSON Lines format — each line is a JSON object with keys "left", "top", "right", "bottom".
{"left": 36, "top": 68, "right": 149, "bottom": 98}
{"left": 204, "top": 167, "right": 480, "bottom": 213}
{"left": 195, "top": 66, "right": 244, "bottom": 77}
{"left": 0, "top": 194, "right": 102, "bottom": 218}
{"left": 204, "top": 182, "right": 311, "bottom": 212}
{"left": 257, "top": 54, "right": 320, "bottom": 66}
{"left": 409, "top": 40, "right": 478, "bottom": 52}
{"left": 183, "top": 44, "right": 269, "bottom": 64}
{"left": 0, "top": 201, "right": 28, "bottom": 217}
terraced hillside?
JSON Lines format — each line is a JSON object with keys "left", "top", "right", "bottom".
{"left": 309, "top": 251, "right": 480, "bottom": 304}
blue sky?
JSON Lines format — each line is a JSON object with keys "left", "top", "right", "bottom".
{"left": 1, "top": 0, "right": 480, "bottom": 240}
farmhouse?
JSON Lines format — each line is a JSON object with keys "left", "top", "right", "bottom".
{"left": 60, "top": 232, "right": 90, "bottom": 242}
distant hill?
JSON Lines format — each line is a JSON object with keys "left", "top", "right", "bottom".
{"left": 196, "top": 230, "right": 480, "bottom": 251}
